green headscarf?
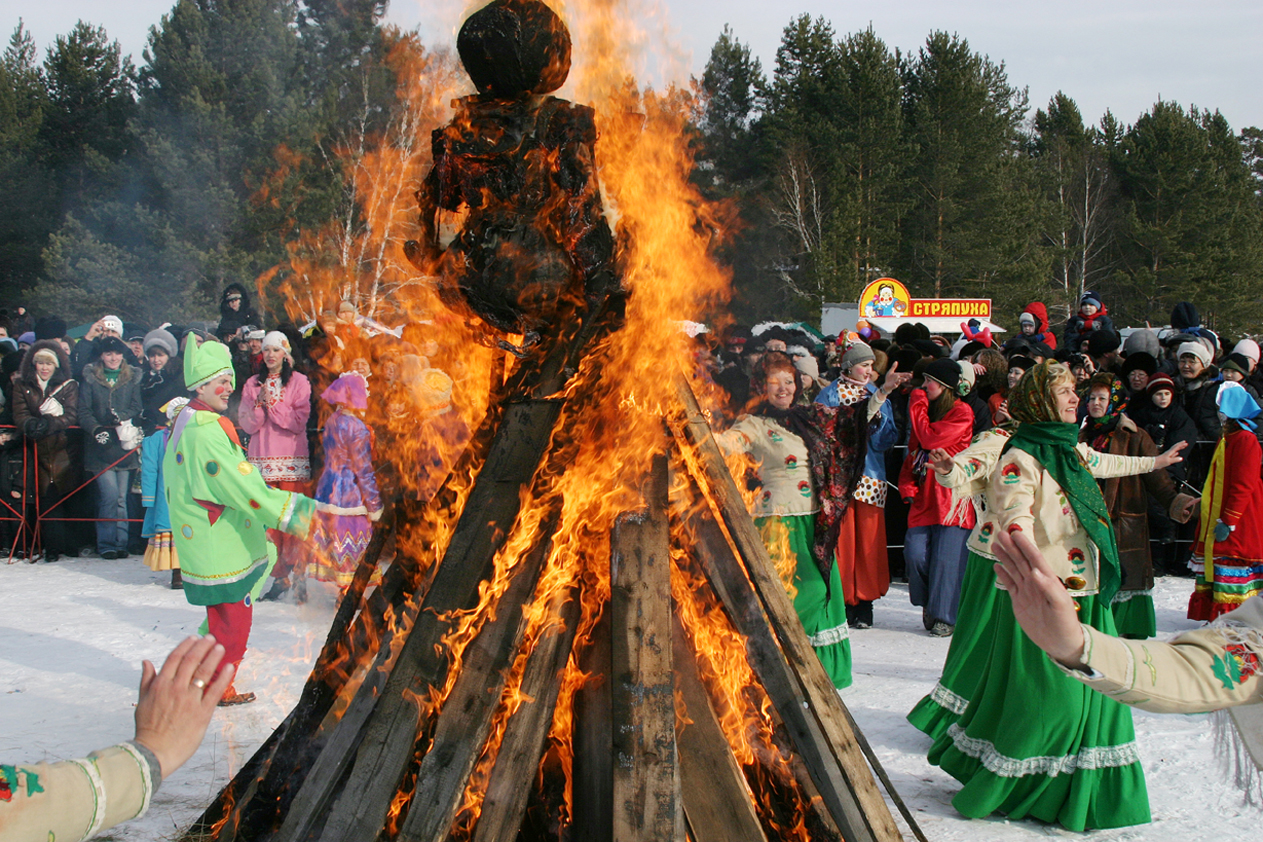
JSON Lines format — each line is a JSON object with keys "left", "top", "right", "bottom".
{"left": 1003, "top": 361, "right": 1120, "bottom": 602}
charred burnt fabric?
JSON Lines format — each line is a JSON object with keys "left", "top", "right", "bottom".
{"left": 404, "top": 0, "right": 618, "bottom": 342}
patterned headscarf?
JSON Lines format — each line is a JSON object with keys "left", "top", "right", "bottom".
{"left": 1082, "top": 373, "right": 1128, "bottom": 443}
{"left": 1005, "top": 360, "right": 1069, "bottom": 424}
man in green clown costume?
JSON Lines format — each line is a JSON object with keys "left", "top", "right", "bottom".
{"left": 165, "top": 335, "right": 318, "bottom": 705}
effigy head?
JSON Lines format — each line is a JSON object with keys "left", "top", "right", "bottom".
{"left": 457, "top": 0, "right": 572, "bottom": 98}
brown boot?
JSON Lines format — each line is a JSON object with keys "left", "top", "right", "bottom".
{"left": 171, "top": 569, "right": 183, "bottom": 590}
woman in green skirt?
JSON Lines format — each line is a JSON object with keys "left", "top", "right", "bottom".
{"left": 924, "top": 361, "right": 1185, "bottom": 831}
{"left": 716, "top": 350, "right": 907, "bottom": 688}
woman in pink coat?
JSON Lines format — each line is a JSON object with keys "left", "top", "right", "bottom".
{"left": 239, "top": 331, "right": 311, "bottom": 589}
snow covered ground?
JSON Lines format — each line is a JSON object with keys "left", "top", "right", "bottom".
{"left": 2, "top": 557, "right": 1256, "bottom": 841}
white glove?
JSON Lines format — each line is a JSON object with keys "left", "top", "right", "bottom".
{"left": 39, "top": 397, "right": 64, "bottom": 417}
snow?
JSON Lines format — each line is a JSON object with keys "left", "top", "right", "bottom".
{"left": 1, "top": 557, "right": 1255, "bottom": 840}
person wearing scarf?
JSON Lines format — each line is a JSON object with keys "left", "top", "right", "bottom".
{"left": 897, "top": 358, "right": 977, "bottom": 637}
{"left": 716, "top": 351, "right": 895, "bottom": 688}
{"left": 1188, "top": 386, "right": 1263, "bottom": 621}
{"left": 1080, "top": 373, "right": 1197, "bottom": 638}
{"left": 815, "top": 342, "right": 908, "bottom": 629}
{"left": 924, "top": 361, "right": 1186, "bottom": 831}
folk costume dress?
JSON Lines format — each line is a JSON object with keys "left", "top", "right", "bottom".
{"left": 716, "top": 387, "right": 879, "bottom": 689}
{"left": 140, "top": 425, "right": 178, "bottom": 572}
{"left": 927, "top": 362, "right": 1153, "bottom": 831}
{"left": 815, "top": 378, "right": 899, "bottom": 626}
{"left": 1189, "top": 387, "right": 1263, "bottom": 621}
{"left": 307, "top": 375, "right": 383, "bottom": 588}
{"left": 239, "top": 341, "right": 312, "bottom": 584}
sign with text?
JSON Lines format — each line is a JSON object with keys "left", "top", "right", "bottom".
{"left": 860, "top": 278, "right": 990, "bottom": 321}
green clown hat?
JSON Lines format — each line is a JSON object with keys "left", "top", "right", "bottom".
{"left": 183, "top": 333, "right": 236, "bottom": 391}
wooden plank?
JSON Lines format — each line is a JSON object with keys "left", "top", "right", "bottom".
{"left": 610, "top": 454, "right": 683, "bottom": 842}
{"left": 670, "top": 613, "right": 768, "bottom": 842}
{"left": 470, "top": 586, "right": 582, "bottom": 842}
{"left": 670, "top": 376, "right": 903, "bottom": 842}
{"left": 569, "top": 601, "right": 612, "bottom": 842}
{"left": 393, "top": 523, "right": 558, "bottom": 842}
{"left": 268, "top": 398, "right": 565, "bottom": 842}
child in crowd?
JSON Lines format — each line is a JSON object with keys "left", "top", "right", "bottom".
{"left": 306, "top": 373, "right": 382, "bottom": 591}
{"left": 1062, "top": 291, "right": 1116, "bottom": 352}
{"left": 140, "top": 397, "right": 188, "bottom": 589}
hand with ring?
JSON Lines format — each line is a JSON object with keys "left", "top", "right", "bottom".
{"left": 133, "top": 635, "right": 235, "bottom": 779}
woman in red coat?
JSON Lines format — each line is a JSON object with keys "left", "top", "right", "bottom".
{"left": 898, "top": 358, "right": 977, "bottom": 636}
{"left": 1188, "top": 385, "right": 1263, "bottom": 620}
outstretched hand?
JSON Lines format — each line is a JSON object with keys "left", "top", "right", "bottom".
{"left": 133, "top": 636, "right": 234, "bottom": 779}
{"left": 928, "top": 447, "right": 955, "bottom": 475}
{"left": 880, "top": 361, "right": 912, "bottom": 395}
{"left": 1154, "top": 440, "right": 1187, "bottom": 470}
{"left": 992, "top": 530, "right": 1087, "bottom": 668}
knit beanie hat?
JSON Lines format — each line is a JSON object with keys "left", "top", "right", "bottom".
{"left": 1146, "top": 373, "right": 1176, "bottom": 397}
{"left": 100, "top": 315, "right": 124, "bottom": 335}
{"left": 1177, "top": 341, "right": 1212, "bottom": 368}
{"left": 262, "top": 330, "right": 291, "bottom": 353}
{"left": 1087, "top": 330, "right": 1121, "bottom": 357}
{"left": 1079, "top": 291, "right": 1102, "bottom": 310}
{"left": 183, "top": 334, "right": 235, "bottom": 390}
{"left": 1232, "top": 338, "right": 1260, "bottom": 366}
{"left": 143, "top": 328, "right": 178, "bottom": 358}
{"left": 1221, "top": 353, "right": 1251, "bottom": 378}
{"left": 924, "top": 357, "right": 961, "bottom": 392}
{"left": 1018, "top": 312, "right": 1036, "bottom": 326}
{"left": 839, "top": 342, "right": 875, "bottom": 373}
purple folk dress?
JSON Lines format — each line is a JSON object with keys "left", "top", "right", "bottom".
{"left": 308, "top": 410, "right": 382, "bottom": 587}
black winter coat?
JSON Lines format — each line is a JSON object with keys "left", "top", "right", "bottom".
{"left": 78, "top": 362, "right": 143, "bottom": 472}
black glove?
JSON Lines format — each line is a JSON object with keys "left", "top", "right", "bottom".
{"left": 94, "top": 426, "right": 117, "bottom": 448}
{"left": 22, "top": 417, "right": 50, "bottom": 439}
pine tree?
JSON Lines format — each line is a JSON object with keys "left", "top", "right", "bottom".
{"left": 0, "top": 22, "right": 53, "bottom": 296}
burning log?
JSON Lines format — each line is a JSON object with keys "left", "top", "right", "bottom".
{"left": 609, "top": 454, "right": 684, "bottom": 842}
{"left": 669, "top": 375, "right": 904, "bottom": 842}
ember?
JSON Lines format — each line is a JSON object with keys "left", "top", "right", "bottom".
{"left": 182, "top": 2, "right": 906, "bottom": 841}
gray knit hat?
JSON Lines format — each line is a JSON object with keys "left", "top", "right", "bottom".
{"left": 143, "top": 328, "right": 178, "bottom": 358}
{"left": 839, "top": 342, "right": 876, "bottom": 373}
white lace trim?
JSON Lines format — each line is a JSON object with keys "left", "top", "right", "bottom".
{"left": 809, "top": 621, "right": 850, "bottom": 647}
{"left": 1110, "top": 588, "right": 1153, "bottom": 605}
{"left": 930, "top": 682, "right": 970, "bottom": 715}
{"left": 946, "top": 723, "right": 1141, "bottom": 778}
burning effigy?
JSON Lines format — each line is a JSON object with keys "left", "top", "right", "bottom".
{"left": 184, "top": 3, "right": 906, "bottom": 842}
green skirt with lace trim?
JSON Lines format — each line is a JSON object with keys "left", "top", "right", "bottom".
{"left": 907, "top": 549, "right": 1000, "bottom": 740}
{"left": 1111, "top": 588, "right": 1157, "bottom": 639}
{"left": 927, "top": 589, "right": 1150, "bottom": 830}
{"left": 755, "top": 514, "right": 852, "bottom": 689}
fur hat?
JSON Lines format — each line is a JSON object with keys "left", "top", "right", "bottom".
{"left": 924, "top": 358, "right": 961, "bottom": 392}
{"left": 1123, "top": 328, "right": 1160, "bottom": 358}
{"left": 34, "top": 316, "right": 67, "bottom": 341}
{"left": 1008, "top": 354, "right": 1036, "bottom": 373}
{"left": 1087, "top": 330, "right": 1121, "bottom": 357}
{"left": 1121, "top": 352, "right": 1157, "bottom": 377}
{"left": 96, "top": 335, "right": 129, "bottom": 356}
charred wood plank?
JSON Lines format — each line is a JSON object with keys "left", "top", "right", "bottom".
{"left": 670, "top": 375, "right": 903, "bottom": 842}
{"left": 569, "top": 602, "right": 612, "bottom": 842}
{"left": 670, "top": 613, "right": 768, "bottom": 842}
{"left": 393, "top": 519, "right": 560, "bottom": 842}
{"left": 468, "top": 585, "right": 582, "bottom": 842}
{"left": 610, "top": 454, "right": 683, "bottom": 842}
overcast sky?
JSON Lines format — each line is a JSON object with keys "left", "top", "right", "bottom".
{"left": 6, "top": 0, "right": 1261, "bottom": 131}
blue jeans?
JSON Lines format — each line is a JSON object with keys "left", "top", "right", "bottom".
{"left": 95, "top": 469, "right": 131, "bottom": 554}
{"left": 905, "top": 524, "right": 970, "bottom": 625}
